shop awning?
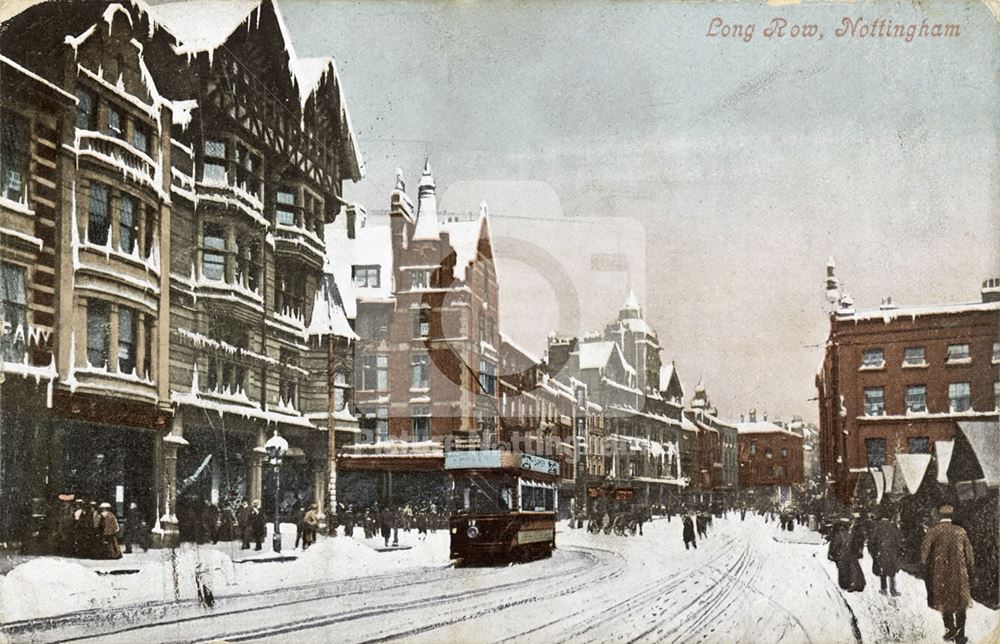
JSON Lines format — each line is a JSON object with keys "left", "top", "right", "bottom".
{"left": 950, "top": 421, "right": 999, "bottom": 487}
{"left": 891, "top": 454, "right": 932, "bottom": 496}
{"left": 935, "top": 440, "right": 954, "bottom": 484}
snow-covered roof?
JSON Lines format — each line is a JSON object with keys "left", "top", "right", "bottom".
{"left": 935, "top": 440, "right": 954, "bottom": 484}
{"left": 577, "top": 340, "right": 634, "bottom": 376}
{"left": 306, "top": 277, "right": 357, "bottom": 340}
{"left": 659, "top": 363, "right": 675, "bottom": 389}
{"left": 146, "top": 0, "right": 260, "bottom": 55}
{"left": 891, "top": 454, "right": 932, "bottom": 496}
{"left": 324, "top": 218, "right": 394, "bottom": 304}
{"left": 622, "top": 289, "right": 640, "bottom": 312}
{"left": 735, "top": 421, "right": 800, "bottom": 437}
{"left": 500, "top": 332, "right": 541, "bottom": 366}
{"left": 440, "top": 215, "right": 487, "bottom": 282}
{"left": 842, "top": 300, "right": 1000, "bottom": 323}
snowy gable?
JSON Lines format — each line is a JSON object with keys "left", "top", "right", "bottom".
{"left": 146, "top": 0, "right": 260, "bottom": 58}
{"left": 324, "top": 218, "right": 394, "bottom": 304}
{"left": 441, "top": 215, "right": 490, "bottom": 282}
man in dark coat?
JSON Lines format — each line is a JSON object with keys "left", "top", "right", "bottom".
{"left": 921, "top": 504, "right": 975, "bottom": 644}
{"left": 378, "top": 506, "right": 395, "bottom": 547}
{"left": 123, "top": 501, "right": 145, "bottom": 554}
{"left": 238, "top": 501, "right": 252, "bottom": 550}
{"left": 302, "top": 504, "right": 319, "bottom": 550}
{"left": 683, "top": 515, "right": 697, "bottom": 550}
{"left": 869, "top": 511, "right": 902, "bottom": 596}
{"left": 97, "top": 503, "right": 122, "bottom": 560}
{"left": 249, "top": 500, "right": 266, "bottom": 550}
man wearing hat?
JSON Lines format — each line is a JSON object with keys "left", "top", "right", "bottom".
{"left": 921, "top": 504, "right": 975, "bottom": 644}
{"left": 97, "top": 503, "right": 122, "bottom": 560}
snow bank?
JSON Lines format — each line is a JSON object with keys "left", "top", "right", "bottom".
{"left": 0, "top": 559, "right": 105, "bottom": 621}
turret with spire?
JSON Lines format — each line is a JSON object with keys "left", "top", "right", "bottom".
{"left": 412, "top": 158, "right": 440, "bottom": 241}
{"left": 620, "top": 288, "right": 641, "bottom": 319}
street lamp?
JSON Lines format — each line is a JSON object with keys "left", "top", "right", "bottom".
{"left": 264, "top": 430, "right": 289, "bottom": 553}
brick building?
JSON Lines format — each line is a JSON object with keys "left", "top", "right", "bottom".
{"left": 817, "top": 277, "right": 1000, "bottom": 503}
{"left": 0, "top": 0, "right": 362, "bottom": 545}
{"left": 331, "top": 163, "right": 500, "bottom": 509}
{"left": 736, "top": 410, "right": 804, "bottom": 501}
{"left": 685, "top": 379, "right": 739, "bottom": 504}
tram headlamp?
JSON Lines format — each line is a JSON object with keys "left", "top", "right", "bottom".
{"left": 466, "top": 524, "right": 480, "bottom": 539}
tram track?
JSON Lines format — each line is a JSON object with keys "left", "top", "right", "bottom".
{"left": 192, "top": 547, "right": 618, "bottom": 643}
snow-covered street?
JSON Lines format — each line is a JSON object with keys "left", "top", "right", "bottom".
{"left": 3, "top": 515, "right": 996, "bottom": 643}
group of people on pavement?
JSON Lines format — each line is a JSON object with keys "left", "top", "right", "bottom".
{"left": 47, "top": 495, "right": 146, "bottom": 560}
{"left": 335, "top": 503, "right": 442, "bottom": 545}
{"left": 825, "top": 502, "right": 976, "bottom": 644}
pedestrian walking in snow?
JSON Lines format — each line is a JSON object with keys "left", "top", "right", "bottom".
{"left": 378, "top": 506, "right": 395, "bottom": 547}
{"left": 416, "top": 511, "right": 428, "bottom": 540}
{"left": 123, "top": 501, "right": 148, "bottom": 554}
{"left": 294, "top": 504, "right": 306, "bottom": 549}
{"left": 921, "top": 504, "right": 975, "bottom": 644}
{"left": 828, "top": 517, "right": 865, "bottom": 592}
{"left": 869, "top": 510, "right": 902, "bottom": 596}
{"left": 97, "top": 503, "right": 122, "bottom": 560}
{"left": 238, "top": 501, "right": 251, "bottom": 549}
{"left": 302, "top": 503, "right": 319, "bottom": 550}
{"left": 683, "top": 515, "right": 697, "bottom": 550}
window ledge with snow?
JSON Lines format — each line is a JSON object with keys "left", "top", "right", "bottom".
{"left": 946, "top": 358, "right": 972, "bottom": 366}
{"left": 901, "top": 362, "right": 929, "bottom": 369}
{"left": 0, "top": 195, "right": 35, "bottom": 216}
{"left": 858, "top": 364, "right": 885, "bottom": 371}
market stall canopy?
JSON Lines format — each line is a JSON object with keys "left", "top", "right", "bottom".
{"left": 935, "top": 440, "right": 954, "bottom": 484}
{"left": 891, "top": 454, "right": 932, "bottom": 496}
{"left": 949, "top": 421, "right": 999, "bottom": 487}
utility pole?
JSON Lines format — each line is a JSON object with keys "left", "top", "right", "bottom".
{"left": 327, "top": 333, "right": 337, "bottom": 534}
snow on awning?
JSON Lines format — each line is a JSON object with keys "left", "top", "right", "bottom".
{"left": 951, "top": 420, "right": 999, "bottom": 487}
{"left": 891, "top": 454, "right": 932, "bottom": 496}
{"left": 935, "top": 440, "right": 954, "bottom": 484}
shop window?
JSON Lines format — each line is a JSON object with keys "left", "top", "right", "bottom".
{"left": 863, "top": 387, "right": 885, "bottom": 416}
{"left": 86, "top": 299, "right": 110, "bottom": 368}
{"left": 202, "top": 222, "right": 226, "bottom": 281}
{"left": 411, "top": 405, "right": 431, "bottom": 442}
{"left": 352, "top": 265, "right": 380, "bottom": 288}
{"left": 865, "top": 438, "right": 886, "bottom": 468}
{"left": 202, "top": 138, "right": 227, "bottom": 183}
{"left": 1, "top": 109, "right": 28, "bottom": 203}
{"left": 118, "top": 194, "right": 136, "bottom": 253}
{"left": 949, "top": 382, "right": 971, "bottom": 412}
{"left": 905, "top": 384, "right": 927, "bottom": 413}
{"left": 75, "top": 88, "right": 97, "bottom": 130}
{"left": 87, "top": 183, "right": 110, "bottom": 245}
{"left": 410, "top": 352, "right": 430, "bottom": 389}
{"left": 118, "top": 305, "right": 136, "bottom": 374}
{"left": 0, "top": 263, "right": 26, "bottom": 363}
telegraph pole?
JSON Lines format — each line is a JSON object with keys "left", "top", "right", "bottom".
{"left": 327, "top": 333, "right": 337, "bottom": 534}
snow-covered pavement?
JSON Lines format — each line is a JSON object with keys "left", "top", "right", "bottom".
{"left": 2, "top": 515, "right": 997, "bottom": 643}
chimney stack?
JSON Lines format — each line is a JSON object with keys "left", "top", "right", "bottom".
{"left": 982, "top": 278, "right": 1000, "bottom": 303}
{"left": 749, "top": 408, "right": 757, "bottom": 423}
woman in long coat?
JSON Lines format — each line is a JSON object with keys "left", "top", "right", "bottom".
{"left": 829, "top": 518, "right": 865, "bottom": 592}
{"left": 682, "top": 515, "right": 697, "bottom": 550}
{"left": 921, "top": 505, "right": 975, "bottom": 643}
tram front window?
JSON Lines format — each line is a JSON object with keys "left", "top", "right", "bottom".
{"left": 453, "top": 475, "right": 512, "bottom": 515}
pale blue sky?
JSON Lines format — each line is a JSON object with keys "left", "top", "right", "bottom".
{"left": 284, "top": 0, "right": 999, "bottom": 422}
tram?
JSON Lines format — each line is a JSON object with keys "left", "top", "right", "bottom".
{"left": 445, "top": 450, "right": 558, "bottom": 564}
